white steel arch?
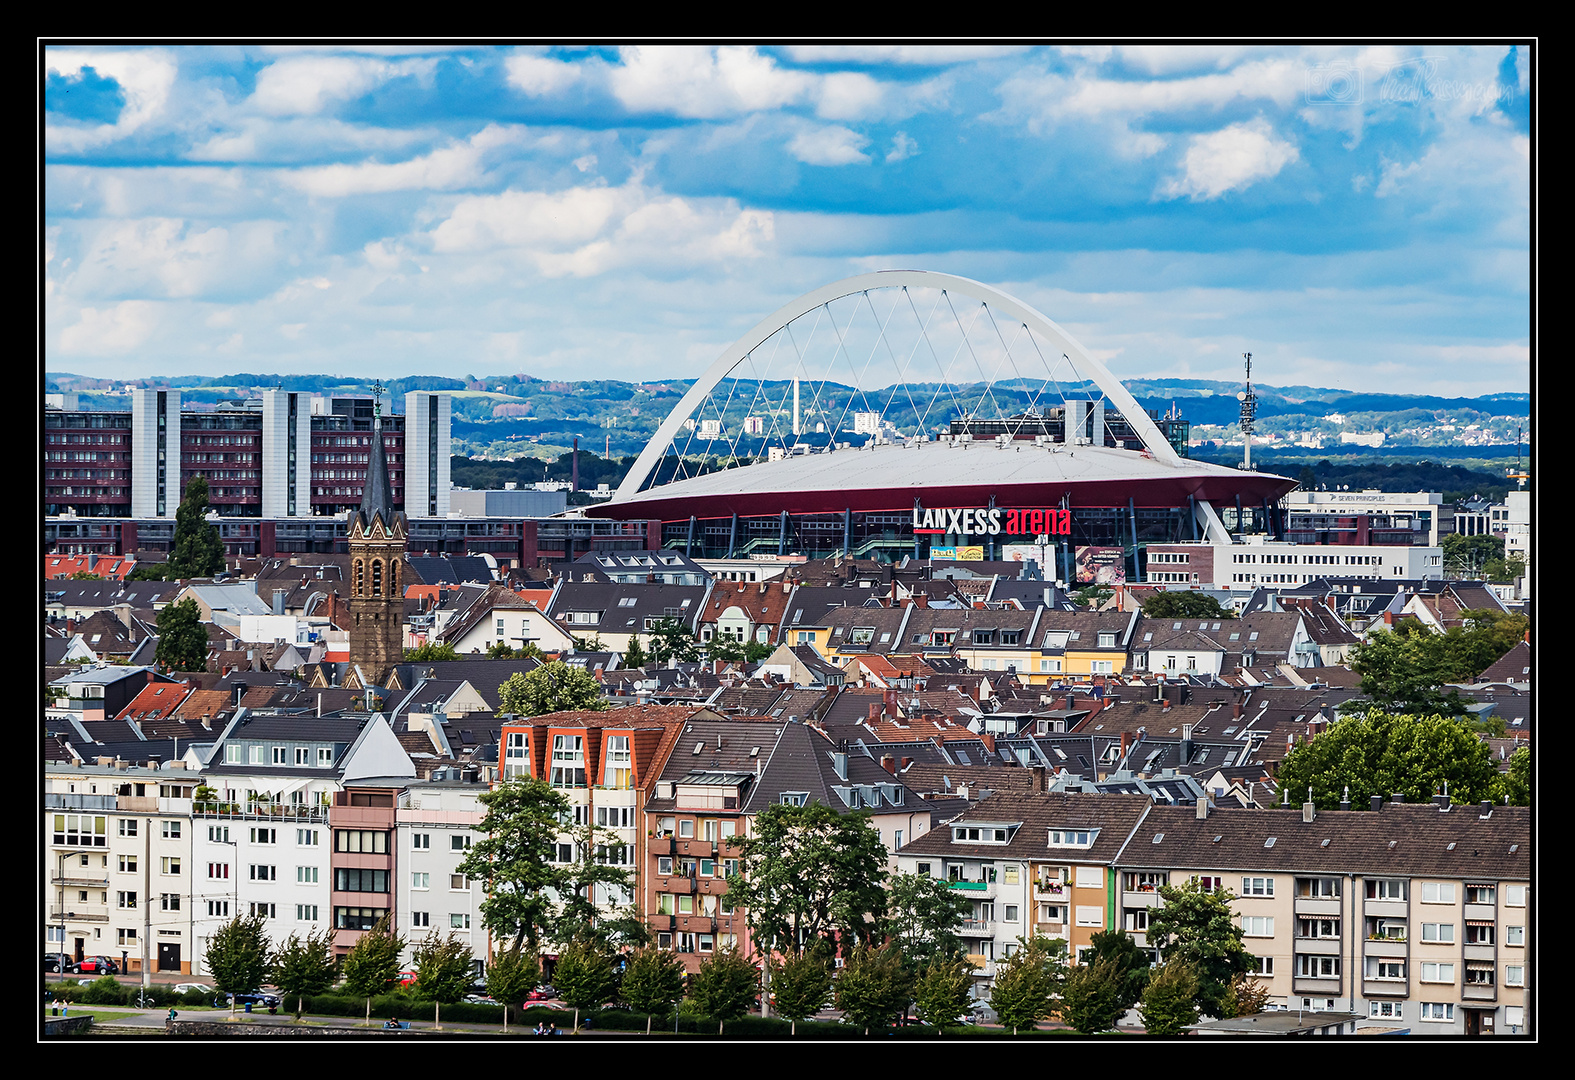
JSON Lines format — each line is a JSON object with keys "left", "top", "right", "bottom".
{"left": 616, "top": 269, "right": 1183, "bottom": 501}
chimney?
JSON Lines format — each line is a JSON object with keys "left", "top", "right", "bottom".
{"left": 1303, "top": 800, "right": 1315, "bottom": 823}
{"left": 1478, "top": 800, "right": 1493, "bottom": 818}
{"left": 880, "top": 754, "right": 896, "bottom": 775}
{"left": 869, "top": 702, "right": 879, "bottom": 722}
{"left": 1120, "top": 731, "right": 1131, "bottom": 761}
{"left": 1391, "top": 793, "right": 1405, "bottom": 804}
{"left": 1031, "top": 765, "right": 1047, "bottom": 792}
{"left": 1232, "top": 697, "right": 1243, "bottom": 719}
{"left": 1064, "top": 692, "right": 1075, "bottom": 711}
{"left": 1162, "top": 698, "right": 1172, "bottom": 713}
{"left": 1195, "top": 797, "right": 1208, "bottom": 820}
{"left": 1180, "top": 724, "right": 1193, "bottom": 765}
{"left": 979, "top": 731, "right": 995, "bottom": 754}
{"left": 1370, "top": 795, "right": 1383, "bottom": 812}
{"left": 1339, "top": 786, "right": 1351, "bottom": 812}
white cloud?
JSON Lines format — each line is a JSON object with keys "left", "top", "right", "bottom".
{"left": 1002, "top": 56, "right": 1306, "bottom": 130}
{"left": 783, "top": 45, "right": 1025, "bottom": 65}
{"left": 1157, "top": 119, "right": 1299, "bottom": 200}
{"left": 609, "top": 45, "right": 813, "bottom": 119}
{"left": 788, "top": 125, "right": 871, "bottom": 166}
{"left": 44, "top": 49, "right": 178, "bottom": 152}
{"left": 284, "top": 124, "right": 521, "bottom": 197}
{"left": 886, "top": 132, "right": 919, "bottom": 163}
{"left": 58, "top": 300, "right": 159, "bottom": 353}
{"left": 428, "top": 179, "right": 773, "bottom": 277}
{"left": 504, "top": 52, "right": 583, "bottom": 96}
{"left": 813, "top": 72, "right": 887, "bottom": 120}
{"left": 250, "top": 55, "right": 437, "bottom": 116}
{"left": 69, "top": 217, "right": 284, "bottom": 299}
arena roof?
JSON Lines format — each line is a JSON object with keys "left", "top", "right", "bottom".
{"left": 590, "top": 440, "right": 1295, "bottom": 522}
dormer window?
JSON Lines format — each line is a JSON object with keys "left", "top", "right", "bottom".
{"left": 781, "top": 792, "right": 808, "bottom": 807}
{"left": 952, "top": 824, "right": 1016, "bottom": 844}
{"left": 1048, "top": 829, "right": 1098, "bottom": 848}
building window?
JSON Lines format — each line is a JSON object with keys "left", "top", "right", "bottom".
{"left": 1251, "top": 956, "right": 1274, "bottom": 976}
{"left": 1366, "top": 878, "right": 1406, "bottom": 899}
{"left": 1369, "top": 1001, "right": 1403, "bottom": 1019}
{"left": 297, "top": 829, "right": 319, "bottom": 846}
{"left": 412, "top": 911, "right": 430, "bottom": 928}
{"left": 412, "top": 833, "right": 430, "bottom": 850}
{"left": 119, "top": 855, "right": 138, "bottom": 873}
{"left": 1297, "top": 918, "right": 1340, "bottom": 939}
{"left": 161, "top": 893, "right": 180, "bottom": 911}
{"left": 550, "top": 735, "right": 586, "bottom": 788}
{"left": 1075, "top": 906, "right": 1103, "bottom": 927}
{"left": 1296, "top": 877, "right": 1340, "bottom": 898}
{"left": 1365, "top": 958, "right": 1405, "bottom": 980}
{"left": 1240, "top": 876, "right": 1274, "bottom": 896}
{"left": 450, "top": 874, "right": 469, "bottom": 891}
{"left": 297, "top": 866, "right": 318, "bottom": 884}
{"left": 208, "top": 863, "right": 229, "bottom": 880}
{"left": 1505, "top": 925, "right": 1524, "bottom": 946}
{"left": 1420, "top": 882, "right": 1456, "bottom": 904}
{"left": 161, "top": 857, "right": 180, "bottom": 875}
{"left": 1241, "top": 916, "right": 1274, "bottom": 937}
{"left": 1419, "top": 1002, "right": 1455, "bottom": 1023}
{"left": 334, "top": 907, "right": 387, "bottom": 931}
{"left": 334, "top": 830, "right": 388, "bottom": 853}
{"left": 317, "top": 747, "right": 334, "bottom": 767}
{"left": 1296, "top": 955, "right": 1339, "bottom": 979}
{"left": 249, "top": 865, "right": 277, "bottom": 881}
{"left": 450, "top": 835, "right": 472, "bottom": 851}
{"left": 451, "top": 913, "right": 471, "bottom": 930}
{"left": 297, "top": 905, "right": 319, "bottom": 922}
{"left": 412, "top": 872, "right": 430, "bottom": 890}
{"left": 334, "top": 868, "right": 388, "bottom": 893}
{"left": 1505, "top": 965, "right": 1524, "bottom": 987}
{"left": 162, "top": 820, "right": 182, "bottom": 839}
{"left": 1505, "top": 885, "right": 1526, "bottom": 907}
{"left": 1420, "top": 922, "right": 1454, "bottom": 943}
{"left": 251, "top": 828, "right": 276, "bottom": 845}
{"left": 603, "top": 736, "right": 632, "bottom": 788}
{"left": 1419, "top": 962, "right": 1455, "bottom": 984}
{"left": 249, "top": 903, "right": 276, "bottom": 919}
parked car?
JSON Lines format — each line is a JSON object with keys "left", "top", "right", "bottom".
{"left": 524, "top": 985, "right": 558, "bottom": 1002}
{"left": 76, "top": 956, "right": 119, "bottom": 974}
{"left": 43, "top": 953, "right": 78, "bottom": 974}
{"left": 462, "top": 994, "right": 502, "bottom": 1006}
{"left": 398, "top": 971, "right": 418, "bottom": 987}
{"left": 172, "top": 983, "right": 212, "bottom": 995}
{"left": 229, "top": 990, "right": 283, "bottom": 1008}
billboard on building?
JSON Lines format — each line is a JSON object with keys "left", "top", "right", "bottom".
{"left": 1075, "top": 545, "right": 1126, "bottom": 584}
{"left": 931, "top": 546, "right": 984, "bottom": 562}
{"left": 1003, "top": 542, "right": 1056, "bottom": 569}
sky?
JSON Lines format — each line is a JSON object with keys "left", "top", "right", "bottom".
{"left": 42, "top": 43, "right": 1532, "bottom": 397}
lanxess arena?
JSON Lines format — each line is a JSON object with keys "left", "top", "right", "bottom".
{"left": 588, "top": 272, "right": 1295, "bottom": 578}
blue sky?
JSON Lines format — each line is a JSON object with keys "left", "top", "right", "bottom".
{"left": 44, "top": 44, "right": 1531, "bottom": 396}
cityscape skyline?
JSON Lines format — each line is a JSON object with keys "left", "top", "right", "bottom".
{"left": 44, "top": 44, "right": 1532, "bottom": 397}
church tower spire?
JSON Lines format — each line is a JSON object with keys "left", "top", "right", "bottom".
{"left": 347, "top": 379, "right": 407, "bottom": 687}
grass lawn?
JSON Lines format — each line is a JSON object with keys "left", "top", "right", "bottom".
{"left": 46, "top": 1007, "right": 147, "bottom": 1024}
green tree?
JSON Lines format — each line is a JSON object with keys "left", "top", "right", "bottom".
{"left": 553, "top": 940, "right": 617, "bottom": 1032}
{"left": 548, "top": 822, "right": 647, "bottom": 950}
{"left": 410, "top": 932, "right": 474, "bottom": 1004}
{"left": 487, "top": 640, "right": 517, "bottom": 659}
{"left": 705, "top": 636, "right": 749, "bottom": 665}
{"left": 155, "top": 597, "right": 209, "bottom": 672}
{"left": 1138, "top": 960, "right": 1200, "bottom": 1034}
{"left": 622, "top": 634, "right": 647, "bottom": 669}
{"left": 1139, "top": 592, "right": 1234, "bottom": 620}
{"left": 1344, "top": 625, "right": 1470, "bottom": 716}
{"left": 485, "top": 943, "right": 539, "bottom": 1031}
{"left": 1143, "top": 879, "right": 1253, "bottom": 1019}
{"left": 1084, "top": 928, "right": 1151, "bottom": 1013}
{"left": 1276, "top": 710, "right": 1503, "bottom": 810}
{"left": 167, "top": 475, "right": 226, "bottom": 579}
{"left": 725, "top": 802, "right": 889, "bottom": 961}
{"left": 882, "top": 871, "right": 973, "bottom": 969}
{"left": 687, "top": 945, "right": 760, "bottom": 1035}
{"left": 1060, "top": 956, "right": 1129, "bottom": 1034}
{"left": 768, "top": 945, "right": 834, "bottom": 1035}
{"left": 835, "top": 943, "right": 914, "bottom": 1035}
{"left": 572, "top": 634, "right": 605, "bottom": 651}
{"left": 1443, "top": 533, "right": 1503, "bottom": 576}
{"left": 1220, "top": 970, "right": 1272, "bottom": 1018}
{"left": 125, "top": 562, "right": 168, "bottom": 582}
{"left": 619, "top": 947, "right": 687, "bottom": 1035}
{"left": 270, "top": 926, "right": 337, "bottom": 1019}
{"left": 1072, "top": 584, "right": 1113, "bottom": 610}
{"left": 340, "top": 914, "right": 406, "bottom": 1025}
{"left": 645, "top": 617, "right": 700, "bottom": 664}
{"left": 497, "top": 661, "right": 607, "bottom": 717}
{"left": 456, "top": 777, "right": 571, "bottom": 956}
{"left": 911, "top": 957, "right": 976, "bottom": 1033}
{"left": 988, "top": 936, "right": 1067, "bottom": 1034}
{"left": 204, "top": 913, "right": 272, "bottom": 1018}
{"left": 405, "top": 642, "right": 459, "bottom": 662}
{"left": 1497, "top": 745, "right": 1530, "bottom": 805}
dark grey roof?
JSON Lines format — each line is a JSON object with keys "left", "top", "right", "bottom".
{"left": 407, "top": 556, "right": 494, "bottom": 586}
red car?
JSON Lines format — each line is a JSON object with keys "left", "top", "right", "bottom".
{"left": 76, "top": 956, "right": 120, "bottom": 975}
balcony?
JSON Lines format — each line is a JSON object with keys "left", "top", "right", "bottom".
{"left": 1036, "top": 880, "right": 1070, "bottom": 900}
{"left": 1294, "top": 896, "right": 1342, "bottom": 917}
{"left": 1294, "top": 937, "right": 1343, "bottom": 955}
{"left": 649, "top": 914, "right": 674, "bottom": 932}
{"left": 657, "top": 875, "right": 698, "bottom": 895}
{"left": 949, "top": 880, "right": 997, "bottom": 900}
{"left": 1292, "top": 975, "right": 1344, "bottom": 995}
{"left": 1362, "top": 979, "right": 1408, "bottom": 998}
{"left": 1363, "top": 899, "right": 1407, "bottom": 919}
{"left": 1122, "top": 890, "right": 1161, "bottom": 908}
{"left": 1364, "top": 939, "right": 1408, "bottom": 959}
{"left": 50, "top": 875, "right": 109, "bottom": 889}
{"left": 649, "top": 836, "right": 675, "bottom": 856}
{"left": 1463, "top": 903, "right": 1497, "bottom": 922}
{"left": 44, "top": 793, "right": 117, "bottom": 811}
{"left": 195, "top": 803, "right": 329, "bottom": 822}
{"left": 48, "top": 906, "right": 110, "bottom": 924}
{"left": 1462, "top": 943, "right": 1497, "bottom": 963}
{"left": 1462, "top": 980, "right": 1497, "bottom": 1003}
{"left": 957, "top": 919, "right": 996, "bottom": 937}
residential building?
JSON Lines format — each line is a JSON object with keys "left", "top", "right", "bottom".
{"left": 395, "top": 779, "right": 488, "bottom": 969}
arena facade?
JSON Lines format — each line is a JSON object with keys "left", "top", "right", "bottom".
{"left": 587, "top": 271, "right": 1296, "bottom": 582}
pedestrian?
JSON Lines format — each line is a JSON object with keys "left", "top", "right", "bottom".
{"left": 533, "top": 1020, "right": 544, "bottom": 1036}
{"left": 547, "top": 1021, "right": 559, "bottom": 1036}
{"left": 168, "top": 1007, "right": 178, "bottom": 1021}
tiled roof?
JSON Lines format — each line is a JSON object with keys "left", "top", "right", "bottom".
{"left": 1120, "top": 803, "right": 1530, "bottom": 879}
{"left": 896, "top": 790, "right": 1153, "bottom": 861}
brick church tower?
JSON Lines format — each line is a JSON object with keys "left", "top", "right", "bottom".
{"left": 348, "top": 381, "right": 407, "bottom": 686}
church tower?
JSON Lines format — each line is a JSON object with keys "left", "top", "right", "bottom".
{"left": 347, "top": 381, "right": 407, "bottom": 686}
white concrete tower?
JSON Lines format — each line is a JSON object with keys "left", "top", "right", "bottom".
{"left": 130, "top": 389, "right": 181, "bottom": 519}
{"left": 260, "top": 389, "right": 313, "bottom": 518}
{"left": 404, "top": 391, "right": 452, "bottom": 518}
